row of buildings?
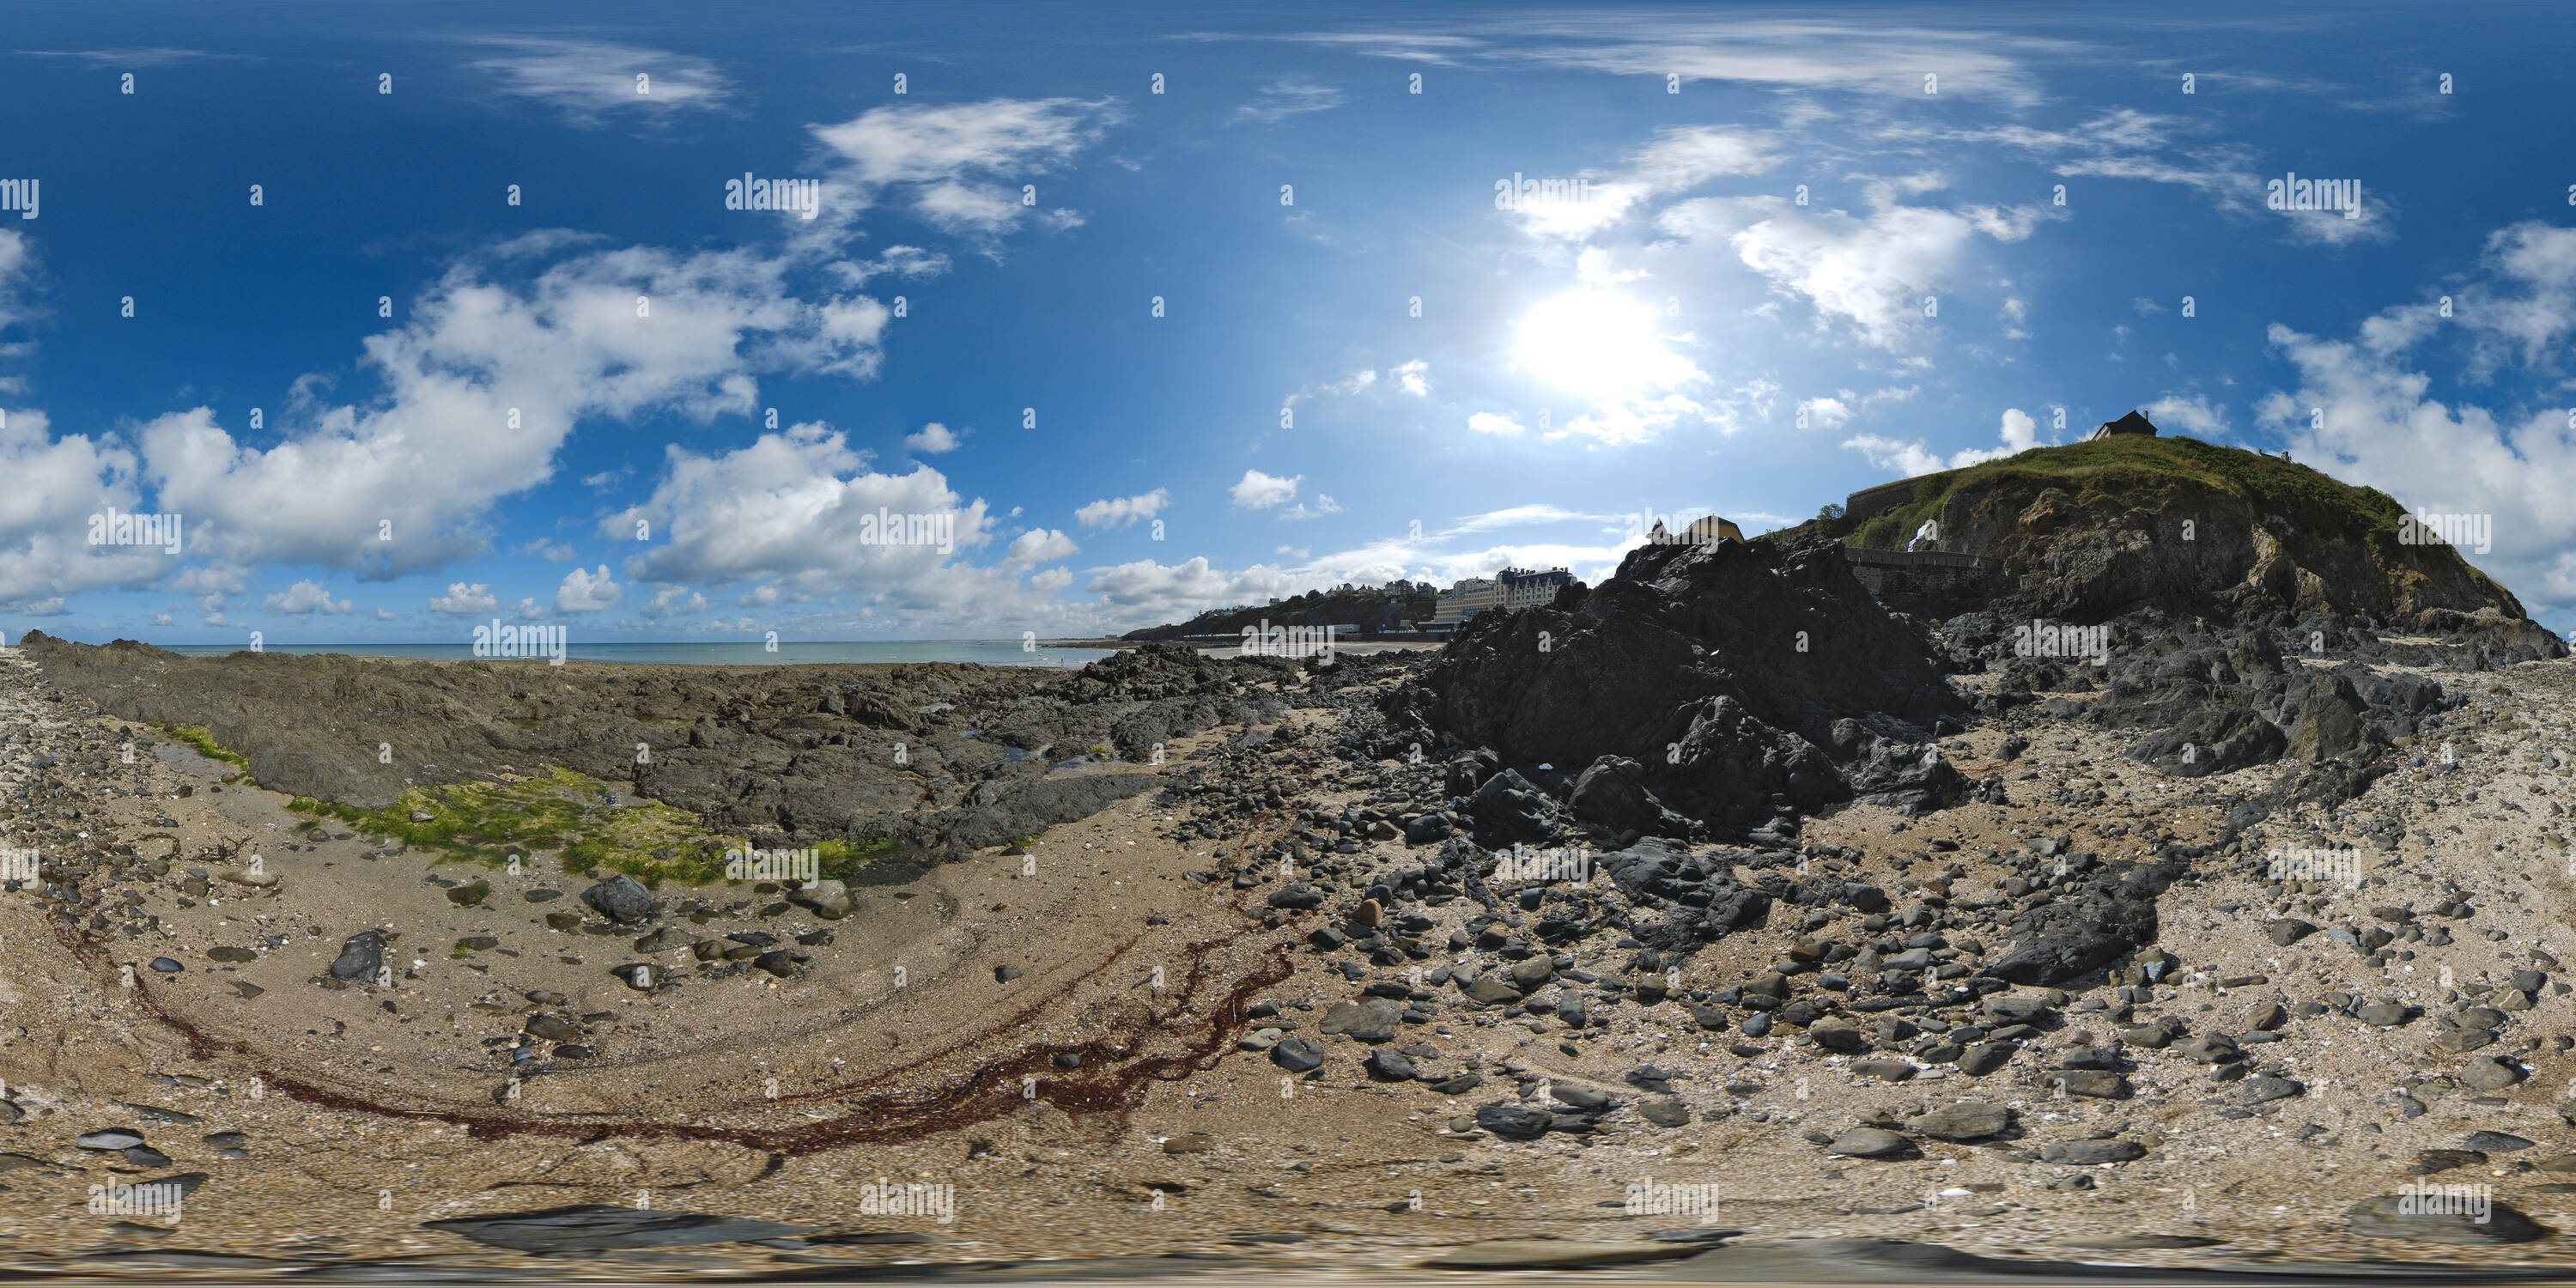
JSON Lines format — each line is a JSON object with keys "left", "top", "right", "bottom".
{"left": 1429, "top": 566, "right": 1573, "bottom": 629}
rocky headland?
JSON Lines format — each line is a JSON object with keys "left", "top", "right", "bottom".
{"left": 6, "top": 426, "right": 2576, "bottom": 1276}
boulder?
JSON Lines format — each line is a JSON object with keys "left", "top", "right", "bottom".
{"left": 581, "top": 874, "right": 653, "bottom": 924}
{"left": 328, "top": 930, "right": 385, "bottom": 982}
{"left": 1905, "top": 1101, "right": 2012, "bottom": 1141}
{"left": 1321, "top": 998, "right": 1403, "bottom": 1045}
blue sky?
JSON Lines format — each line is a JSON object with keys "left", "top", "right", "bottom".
{"left": 8, "top": 2, "right": 2576, "bottom": 643}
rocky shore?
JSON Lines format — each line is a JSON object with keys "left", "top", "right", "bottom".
{"left": 9, "top": 440, "right": 2576, "bottom": 1277}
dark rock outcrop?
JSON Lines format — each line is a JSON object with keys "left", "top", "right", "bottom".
{"left": 1385, "top": 535, "right": 1966, "bottom": 841}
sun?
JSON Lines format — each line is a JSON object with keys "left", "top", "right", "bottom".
{"left": 1515, "top": 289, "right": 1668, "bottom": 399}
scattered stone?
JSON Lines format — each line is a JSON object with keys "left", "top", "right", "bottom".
{"left": 1364, "top": 1048, "right": 1418, "bottom": 1082}
{"left": 1475, "top": 1103, "right": 1552, "bottom": 1141}
{"left": 580, "top": 875, "right": 653, "bottom": 924}
{"left": 2040, "top": 1139, "right": 2146, "bottom": 1165}
{"left": 2243, "top": 1076, "right": 2305, "bottom": 1104}
{"left": 1638, "top": 1099, "right": 1691, "bottom": 1127}
{"left": 1905, "top": 1101, "right": 2012, "bottom": 1141}
{"left": 2462, "top": 1057, "right": 2524, "bottom": 1091}
{"left": 1269, "top": 1038, "right": 1323, "bottom": 1073}
{"left": 2342, "top": 1194, "right": 2546, "bottom": 1243}
{"left": 787, "top": 879, "right": 851, "bottom": 920}
{"left": 1321, "top": 998, "right": 1403, "bottom": 1045}
{"left": 2466, "top": 1130, "right": 2537, "bottom": 1153}
{"left": 2048, "top": 1070, "right": 2131, "bottom": 1099}
{"left": 1826, "top": 1128, "right": 1911, "bottom": 1158}
{"left": 1955, "top": 1042, "right": 2017, "bottom": 1076}
{"left": 2409, "top": 1149, "right": 2488, "bottom": 1176}
{"left": 328, "top": 931, "right": 385, "bottom": 982}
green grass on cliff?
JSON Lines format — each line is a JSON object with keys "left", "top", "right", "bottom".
{"left": 286, "top": 764, "right": 893, "bottom": 887}
{"left": 1834, "top": 433, "right": 2409, "bottom": 555}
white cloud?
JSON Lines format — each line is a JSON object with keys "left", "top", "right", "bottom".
{"left": 467, "top": 38, "right": 732, "bottom": 126}
{"left": 1004, "top": 528, "right": 1078, "bottom": 564}
{"left": 808, "top": 98, "right": 1115, "bottom": 245}
{"left": 2246, "top": 222, "right": 2576, "bottom": 607}
{"left": 139, "top": 242, "right": 890, "bottom": 579}
{"left": 1467, "top": 411, "right": 1525, "bottom": 436}
{"left": 1279, "top": 495, "right": 1344, "bottom": 521}
{"left": 1505, "top": 125, "right": 1776, "bottom": 240}
{"left": 0, "top": 229, "right": 34, "bottom": 343}
{"left": 521, "top": 538, "right": 578, "bottom": 562}
{"left": 1447, "top": 503, "right": 1598, "bottom": 534}
{"left": 375, "top": 608, "right": 398, "bottom": 620}
{"left": 1231, "top": 79, "right": 1344, "bottom": 125}
{"left": 1230, "top": 469, "right": 1302, "bottom": 509}
{"left": 0, "top": 408, "right": 172, "bottom": 609}
{"left": 1074, "top": 489, "right": 1169, "bottom": 529}
{"left": 428, "top": 583, "right": 499, "bottom": 616}
{"left": 609, "top": 422, "right": 981, "bottom": 588}
{"left": 1799, "top": 396, "right": 1852, "bottom": 431}
{"left": 556, "top": 564, "right": 623, "bottom": 612}
{"left": 598, "top": 422, "right": 1072, "bottom": 627}
{"left": 264, "top": 580, "right": 351, "bottom": 617}
{"left": 1947, "top": 407, "right": 2038, "bottom": 466}
{"left": 21, "top": 47, "right": 243, "bottom": 67}
{"left": 1391, "top": 359, "right": 1430, "bottom": 396}
{"left": 641, "top": 585, "right": 708, "bottom": 619}
{"left": 1844, "top": 406, "right": 2038, "bottom": 477}
{"left": 1510, "top": 18, "right": 2054, "bottom": 106}
{"left": 1841, "top": 434, "right": 1948, "bottom": 477}
{"left": 906, "top": 422, "right": 963, "bottom": 453}
{"left": 1720, "top": 193, "right": 2056, "bottom": 350}
{"left": 2145, "top": 394, "right": 2230, "bottom": 437}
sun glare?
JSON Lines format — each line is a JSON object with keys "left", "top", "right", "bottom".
{"left": 1516, "top": 289, "right": 1667, "bottom": 398}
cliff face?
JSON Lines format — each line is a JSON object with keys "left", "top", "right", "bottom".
{"left": 1845, "top": 432, "right": 2541, "bottom": 632}
{"left": 1384, "top": 535, "right": 1970, "bottom": 838}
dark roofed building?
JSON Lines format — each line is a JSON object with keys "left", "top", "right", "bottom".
{"left": 2087, "top": 410, "right": 2159, "bottom": 440}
